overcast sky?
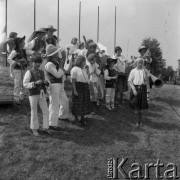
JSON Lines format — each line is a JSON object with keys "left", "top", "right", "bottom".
{"left": 0, "top": 0, "right": 179, "bottom": 69}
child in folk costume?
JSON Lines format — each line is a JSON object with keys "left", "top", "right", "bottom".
{"left": 86, "top": 53, "right": 101, "bottom": 107}
{"left": 23, "top": 55, "right": 50, "bottom": 136}
{"left": 113, "top": 46, "right": 128, "bottom": 103}
{"left": 104, "top": 58, "right": 118, "bottom": 111}
{"left": 71, "top": 55, "right": 92, "bottom": 126}
{"left": 45, "top": 44, "right": 69, "bottom": 131}
{"left": 128, "top": 58, "right": 149, "bottom": 127}
{"left": 7, "top": 36, "right": 28, "bottom": 105}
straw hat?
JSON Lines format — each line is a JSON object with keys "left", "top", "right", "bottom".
{"left": 34, "top": 28, "right": 46, "bottom": 34}
{"left": 44, "top": 25, "right": 57, "bottom": 32}
{"left": 46, "top": 44, "right": 61, "bottom": 57}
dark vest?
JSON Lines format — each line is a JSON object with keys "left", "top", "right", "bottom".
{"left": 105, "top": 68, "right": 117, "bottom": 88}
{"left": 45, "top": 35, "right": 57, "bottom": 46}
{"left": 28, "top": 69, "right": 46, "bottom": 96}
{"left": 13, "top": 49, "right": 27, "bottom": 70}
{"left": 32, "top": 38, "right": 46, "bottom": 53}
{"left": 46, "top": 61, "right": 62, "bottom": 84}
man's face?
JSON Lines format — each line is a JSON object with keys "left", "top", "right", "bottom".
{"left": 37, "top": 33, "right": 45, "bottom": 39}
{"left": 47, "top": 29, "right": 54, "bottom": 37}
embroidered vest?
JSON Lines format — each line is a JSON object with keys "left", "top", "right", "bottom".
{"left": 13, "top": 49, "right": 27, "bottom": 70}
{"left": 29, "top": 69, "right": 46, "bottom": 96}
{"left": 32, "top": 38, "right": 46, "bottom": 53}
{"left": 105, "top": 68, "right": 117, "bottom": 88}
{"left": 46, "top": 61, "right": 62, "bottom": 84}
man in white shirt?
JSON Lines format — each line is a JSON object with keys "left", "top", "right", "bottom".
{"left": 113, "top": 46, "right": 128, "bottom": 103}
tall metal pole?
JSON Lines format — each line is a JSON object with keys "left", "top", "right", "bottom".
{"left": 97, "top": 6, "right": 99, "bottom": 42}
{"left": 57, "top": 0, "right": 59, "bottom": 39}
{"left": 78, "top": 1, "right": 81, "bottom": 44}
{"left": 5, "top": 0, "right": 7, "bottom": 67}
{"left": 114, "top": 6, "right": 117, "bottom": 53}
{"left": 34, "top": 0, "right": 36, "bottom": 31}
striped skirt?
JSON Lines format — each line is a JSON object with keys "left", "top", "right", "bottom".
{"left": 72, "top": 82, "right": 92, "bottom": 116}
{"left": 130, "top": 85, "right": 148, "bottom": 111}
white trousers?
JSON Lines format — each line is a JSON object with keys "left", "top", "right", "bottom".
{"left": 49, "top": 83, "right": 69, "bottom": 126}
{"left": 29, "top": 95, "right": 49, "bottom": 130}
{"left": 59, "top": 83, "right": 69, "bottom": 119}
{"left": 106, "top": 88, "right": 115, "bottom": 108}
{"left": 13, "top": 69, "right": 25, "bottom": 100}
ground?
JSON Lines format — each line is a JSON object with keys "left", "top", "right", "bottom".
{"left": 0, "top": 83, "right": 180, "bottom": 180}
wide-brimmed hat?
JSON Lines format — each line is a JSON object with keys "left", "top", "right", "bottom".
{"left": 138, "top": 46, "right": 147, "bottom": 52}
{"left": 14, "top": 36, "right": 25, "bottom": 49}
{"left": 46, "top": 44, "right": 61, "bottom": 57}
{"left": 44, "top": 25, "right": 57, "bottom": 32}
{"left": 34, "top": 28, "right": 46, "bottom": 34}
{"left": 107, "top": 57, "right": 117, "bottom": 65}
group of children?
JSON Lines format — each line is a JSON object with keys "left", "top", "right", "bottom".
{"left": 4, "top": 26, "right": 152, "bottom": 136}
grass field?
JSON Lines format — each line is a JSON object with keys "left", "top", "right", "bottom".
{"left": 0, "top": 79, "right": 180, "bottom": 179}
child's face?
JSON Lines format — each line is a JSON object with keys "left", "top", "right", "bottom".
{"left": 137, "top": 61, "right": 143, "bottom": 69}
{"left": 110, "top": 62, "right": 115, "bottom": 68}
{"left": 32, "top": 62, "right": 41, "bottom": 69}
{"left": 116, "top": 50, "right": 122, "bottom": 56}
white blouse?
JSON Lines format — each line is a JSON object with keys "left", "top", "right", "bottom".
{"left": 71, "top": 66, "right": 89, "bottom": 83}
{"left": 128, "top": 68, "right": 146, "bottom": 85}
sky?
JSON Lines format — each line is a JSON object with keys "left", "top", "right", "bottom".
{"left": 0, "top": 0, "right": 180, "bottom": 69}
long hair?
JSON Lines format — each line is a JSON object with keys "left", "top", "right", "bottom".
{"left": 75, "top": 55, "right": 86, "bottom": 68}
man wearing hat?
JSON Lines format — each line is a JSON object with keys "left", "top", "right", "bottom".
{"left": 138, "top": 45, "right": 153, "bottom": 101}
{"left": 44, "top": 25, "right": 57, "bottom": 47}
{"left": 113, "top": 46, "right": 128, "bottom": 103}
{"left": 26, "top": 28, "right": 46, "bottom": 57}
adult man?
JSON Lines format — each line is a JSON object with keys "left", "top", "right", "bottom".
{"left": 44, "top": 25, "right": 57, "bottom": 46}
{"left": 113, "top": 46, "right": 128, "bottom": 103}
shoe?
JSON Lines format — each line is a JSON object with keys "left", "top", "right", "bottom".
{"left": 14, "top": 99, "right": 22, "bottom": 105}
{"left": 111, "top": 107, "right": 115, "bottom": 111}
{"left": 42, "top": 129, "right": 53, "bottom": 135}
{"left": 32, "top": 129, "right": 39, "bottom": 136}
{"left": 49, "top": 126, "right": 61, "bottom": 131}
{"left": 106, "top": 106, "right": 112, "bottom": 111}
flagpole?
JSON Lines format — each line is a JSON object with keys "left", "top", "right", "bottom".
{"left": 114, "top": 6, "right": 117, "bottom": 53}
{"left": 97, "top": 6, "right": 99, "bottom": 42}
{"left": 5, "top": 0, "right": 7, "bottom": 67}
{"left": 34, "top": 0, "right": 36, "bottom": 31}
{"left": 78, "top": 1, "right": 81, "bottom": 44}
{"left": 57, "top": 0, "right": 59, "bottom": 39}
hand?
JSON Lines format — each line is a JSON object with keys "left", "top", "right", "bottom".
{"left": 35, "top": 80, "right": 43, "bottom": 85}
{"left": 74, "top": 91, "right": 78, "bottom": 96}
{"left": 133, "top": 90, "right": 137, "bottom": 96}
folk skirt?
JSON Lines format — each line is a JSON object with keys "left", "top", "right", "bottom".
{"left": 72, "top": 82, "right": 92, "bottom": 116}
{"left": 130, "top": 84, "right": 148, "bottom": 111}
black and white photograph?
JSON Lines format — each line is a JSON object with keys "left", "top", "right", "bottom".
{"left": 0, "top": 0, "right": 180, "bottom": 179}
